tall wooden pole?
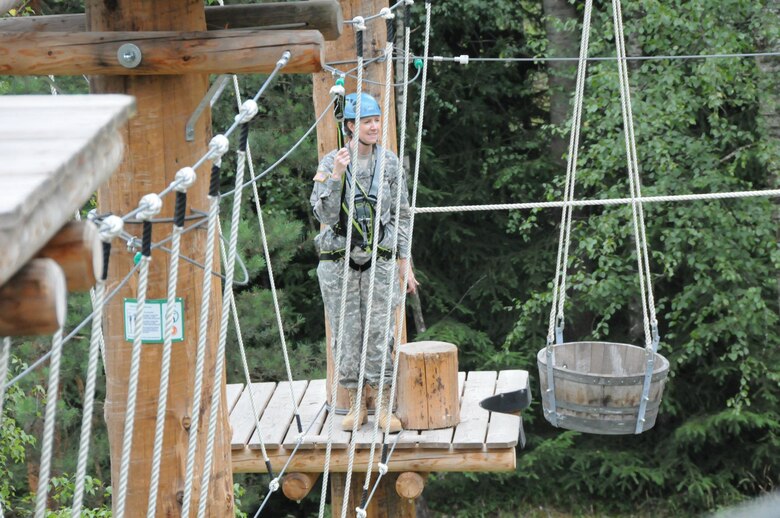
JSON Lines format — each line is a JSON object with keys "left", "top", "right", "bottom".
{"left": 312, "top": 1, "right": 412, "bottom": 516}
{"left": 87, "top": 0, "right": 233, "bottom": 515}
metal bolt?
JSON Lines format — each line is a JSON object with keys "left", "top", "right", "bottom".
{"left": 117, "top": 43, "right": 142, "bottom": 69}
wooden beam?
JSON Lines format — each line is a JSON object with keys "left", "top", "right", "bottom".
{"left": 0, "top": 1, "right": 343, "bottom": 40}
{"left": 0, "top": 258, "right": 66, "bottom": 336}
{"left": 0, "top": 29, "right": 324, "bottom": 76}
{"left": 232, "top": 447, "right": 517, "bottom": 474}
{"left": 35, "top": 221, "right": 101, "bottom": 292}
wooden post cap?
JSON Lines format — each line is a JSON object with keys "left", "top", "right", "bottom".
{"left": 395, "top": 472, "right": 426, "bottom": 500}
{"left": 36, "top": 221, "right": 101, "bottom": 292}
{"left": 282, "top": 472, "right": 318, "bottom": 502}
{"left": 397, "top": 341, "right": 460, "bottom": 430}
{"left": 0, "top": 258, "right": 67, "bottom": 336}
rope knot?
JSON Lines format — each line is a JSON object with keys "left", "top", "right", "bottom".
{"left": 454, "top": 54, "right": 470, "bottom": 65}
{"left": 173, "top": 167, "right": 197, "bottom": 193}
{"left": 352, "top": 16, "right": 366, "bottom": 31}
{"left": 137, "top": 193, "right": 162, "bottom": 221}
{"left": 295, "top": 432, "right": 305, "bottom": 444}
{"left": 356, "top": 508, "right": 367, "bottom": 518}
{"left": 330, "top": 84, "right": 346, "bottom": 97}
{"left": 268, "top": 478, "right": 280, "bottom": 493}
{"left": 379, "top": 7, "right": 394, "bottom": 19}
{"left": 235, "top": 100, "right": 259, "bottom": 124}
{"left": 404, "top": 0, "right": 414, "bottom": 5}
{"left": 208, "top": 134, "right": 230, "bottom": 161}
{"left": 378, "top": 462, "right": 388, "bottom": 476}
{"left": 98, "top": 215, "right": 124, "bottom": 243}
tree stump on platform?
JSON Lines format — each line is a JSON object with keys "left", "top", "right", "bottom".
{"left": 396, "top": 341, "right": 459, "bottom": 430}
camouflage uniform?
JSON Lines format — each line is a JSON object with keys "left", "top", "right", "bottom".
{"left": 311, "top": 147, "right": 411, "bottom": 389}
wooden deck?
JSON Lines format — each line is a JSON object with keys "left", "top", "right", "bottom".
{"left": 229, "top": 370, "right": 528, "bottom": 473}
{"left": 0, "top": 94, "right": 135, "bottom": 286}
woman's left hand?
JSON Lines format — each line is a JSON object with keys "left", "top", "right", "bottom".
{"left": 399, "top": 258, "right": 420, "bottom": 294}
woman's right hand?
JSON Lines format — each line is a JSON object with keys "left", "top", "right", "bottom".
{"left": 332, "top": 147, "right": 351, "bottom": 179}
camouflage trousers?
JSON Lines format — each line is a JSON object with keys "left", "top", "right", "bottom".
{"left": 317, "top": 258, "right": 398, "bottom": 389}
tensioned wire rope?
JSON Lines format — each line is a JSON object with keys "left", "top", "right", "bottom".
{"left": 361, "top": 0, "right": 432, "bottom": 508}
{"left": 326, "top": 49, "right": 780, "bottom": 67}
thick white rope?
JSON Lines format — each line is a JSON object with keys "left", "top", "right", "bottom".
{"left": 34, "top": 328, "right": 64, "bottom": 518}
{"left": 197, "top": 115, "right": 253, "bottom": 518}
{"left": 146, "top": 168, "right": 195, "bottom": 517}
{"left": 71, "top": 281, "right": 106, "bottom": 517}
{"left": 217, "top": 217, "right": 272, "bottom": 463}
{"left": 317, "top": 84, "right": 359, "bottom": 518}
{"left": 115, "top": 194, "right": 159, "bottom": 518}
{"left": 0, "top": 336, "right": 11, "bottom": 518}
{"left": 339, "top": 23, "right": 384, "bottom": 518}
{"left": 230, "top": 75, "right": 302, "bottom": 425}
{"left": 413, "top": 189, "right": 780, "bottom": 213}
{"left": 359, "top": 9, "right": 398, "bottom": 501}
{"left": 181, "top": 147, "right": 226, "bottom": 518}
{"left": 362, "top": 0, "right": 433, "bottom": 508}
{"left": 549, "top": 0, "right": 593, "bottom": 344}
{"left": 613, "top": 0, "right": 657, "bottom": 345}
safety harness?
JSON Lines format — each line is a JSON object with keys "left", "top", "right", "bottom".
{"left": 320, "top": 145, "right": 393, "bottom": 269}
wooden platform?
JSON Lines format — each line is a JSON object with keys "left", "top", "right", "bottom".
{"left": 0, "top": 94, "right": 135, "bottom": 286}
{"left": 229, "top": 370, "right": 528, "bottom": 473}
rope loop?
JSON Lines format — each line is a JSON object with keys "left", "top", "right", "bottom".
{"left": 98, "top": 215, "right": 124, "bottom": 242}
{"left": 352, "top": 16, "right": 367, "bottom": 31}
{"left": 173, "top": 167, "right": 197, "bottom": 192}
{"left": 209, "top": 134, "right": 230, "bottom": 161}
{"left": 137, "top": 193, "right": 162, "bottom": 221}
{"left": 235, "top": 99, "right": 259, "bottom": 124}
{"left": 379, "top": 7, "right": 394, "bottom": 19}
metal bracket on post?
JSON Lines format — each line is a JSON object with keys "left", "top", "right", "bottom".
{"left": 185, "top": 74, "right": 231, "bottom": 141}
{"left": 544, "top": 343, "right": 559, "bottom": 427}
{"left": 554, "top": 315, "right": 564, "bottom": 345}
{"left": 634, "top": 344, "right": 656, "bottom": 434}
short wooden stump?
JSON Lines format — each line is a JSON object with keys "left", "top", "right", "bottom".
{"left": 397, "top": 341, "right": 460, "bottom": 430}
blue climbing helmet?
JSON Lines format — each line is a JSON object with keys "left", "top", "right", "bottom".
{"left": 343, "top": 92, "right": 381, "bottom": 119}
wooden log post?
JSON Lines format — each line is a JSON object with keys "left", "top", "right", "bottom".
{"left": 282, "top": 472, "right": 319, "bottom": 502}
{"left": 0, "top": 258, "right": 66, "bottom": 336}
{"left": 395, "top": 472, "right": 427, "bottom": 501}
{"left": 331, "top": 472, "right": 415, "bottom": 518}
{"left": 35, "top": 221, "right": 101, "bottom": 292}
{"left": 86, "top": 0, "right": 232, "bottom": 515}
{"left": 396, "top": 341, "right": 460, "bottom": 430}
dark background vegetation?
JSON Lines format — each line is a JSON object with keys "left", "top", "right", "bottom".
{"left": 1, "top": 0, "right": 778, "bottom": 516}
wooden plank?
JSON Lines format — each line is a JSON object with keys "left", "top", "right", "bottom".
{"left": 0, "top": 1, "right": 344, "bottom": 41}
{"left": 226, "top": 383, "right": 245, "bottom": 413}
{"left": 0, "top": 95, "right": 133, "bottom": 287}
{"left": 0, "top": 29, "right": 324, "bottom": 76}
{"left": 282, "top": 379, "right": 328, "bottom": 449}
{"left": 230, "top": 382, "right": 277, "bottom": 450}
{"left": 248, "top": 380, "right": 308, "bottom": 450}
{"left": 417, "top": 371, "right": 467, "bottom": 448}
{"left": 233, "top": 446, "right": 517, "bottom": 474}
{"left": 485, "top": 370, "right": 528, "bottom": 448}
{"left": 451, "top": 371, "right": 497, "bottom": 449}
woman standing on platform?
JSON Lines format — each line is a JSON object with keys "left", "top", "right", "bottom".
{"left": 310, "top": 92, "right": 418, "bottom": 432}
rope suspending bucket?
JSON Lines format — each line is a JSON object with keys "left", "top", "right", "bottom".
{"left": 537, "top": 342, "right": 669, "bottom": 434}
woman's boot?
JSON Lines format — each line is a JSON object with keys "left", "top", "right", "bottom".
{"left": 376, "top": 388, "right": 402, "bottom": 433}
{"left": 341, "top": 387, "right": 367, "bottom": 430}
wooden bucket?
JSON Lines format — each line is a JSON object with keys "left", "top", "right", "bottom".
{"left": 536, "top": 341, "right": 669, "bottom": 435}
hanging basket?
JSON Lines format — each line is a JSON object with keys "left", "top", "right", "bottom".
{"left": 536, "top": 341, "right": 669, "bottom": 435}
